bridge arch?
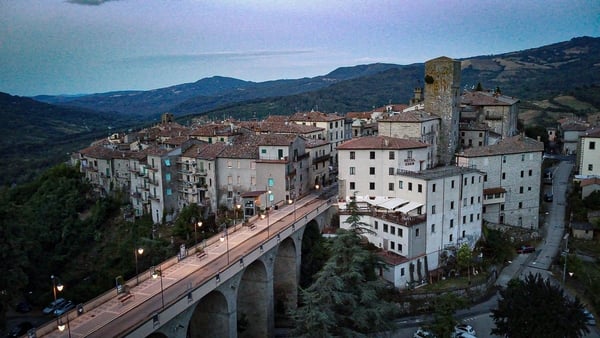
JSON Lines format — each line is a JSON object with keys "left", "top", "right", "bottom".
{"left": 273, "top": 236, "right": 300, "bottom": 325}
{"left": 188, "top": 290, "right": 230, "bottom": 338}
{"left": 237, "top": 258, "right": 269, "bottom": 338}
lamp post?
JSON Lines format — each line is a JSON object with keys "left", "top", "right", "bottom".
{"left": 134, "top": 247, "right": 144, "bottom": 286}
{"left": 152, "top": 267, "right": 165, "bottom": 309}
{"left": 267, "top": 189, "right": 272, "bottom": 238}
{"left": 235, "top": 203, "right": 241, "bottom": 226}
{"left": 195, "top": 221, "right": 203, "bottom": 247}
{"left": 220, "top": 225, "right": 230, "bottom": 264}
{"left": 562, "top": 233, "right": 569, "bottom": 284}
{"left": 58, "top": 313, "right": 71, "bottom": 338}
{"left": 51, "top": 275, "right": 64, "bottom": 325}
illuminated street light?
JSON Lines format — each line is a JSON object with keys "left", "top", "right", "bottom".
{"left": 195, "top": 221, "right": 203, "bottom": 247}
{"left": 235, "top": 203, "right": 241, "bottom": 226}
{"left": 134, "top": 247, "right": 144, "bottom": 286}
{"left": 152, "top": 267, "right": 165, "bottom": 309}
{"left": 51, "top": 275, "right": 64, "bottom": 326}
{"left": 58, "top": 313, "right": 72, "bottom": 338}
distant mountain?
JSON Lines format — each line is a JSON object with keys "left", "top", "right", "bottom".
{"left": 0, "top": 92, "right": 136, "bottom": 185}
{"left": 5, "top": 36, "right": 600, "bottom": 185}
{"left": 34, "top": 64, "right": 406, "bottom": 118}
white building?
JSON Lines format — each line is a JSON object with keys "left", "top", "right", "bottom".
{"left": 289, "top": 111, "right": 345, "bottom": 166}
{"left": 577, "top": 128, "right": 600, "bottom": 177}
{"left": 456, "top": 135, "right": 544, "bottom": 229}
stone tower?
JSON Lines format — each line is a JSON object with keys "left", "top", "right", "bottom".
{"left": 424, "top": 57, "right": 461, "bottom": 166}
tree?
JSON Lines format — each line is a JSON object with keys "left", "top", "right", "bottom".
{"left": 426, "top": 293, "right": 468, "bottom": 338}
{"left": 491, "top": 273, "right": 590, "bottom": 338}
{"left": 290, "top": 201, "right": 397, "bottom": 336}
{"left": 456, "top": 244, "right": 472, "bottom": 275}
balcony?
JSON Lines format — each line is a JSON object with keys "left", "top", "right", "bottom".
{"left": 312, "top": 154, "right": 331, "bottom": 164}
{"left": 148, "top": 194, "right": 160, "bottom": 201}
{"left": 483, "top": 187, "right": 506, "bottom": 205}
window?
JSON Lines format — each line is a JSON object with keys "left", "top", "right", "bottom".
{"left": 407, "top": 150, "right": 413, "bottom": 159}
{"left": 590, "top": 141, "right": 596, "bottom": 150}
{"left": 408, "top": 182, "right": 413, "bottom": 191}
{"left": 500, "top": 204, "right": 505, "bottom": 211}
{"left": 521, "top": 154, "right": 525, "bottom": 161}
{"left": 463, "top": 198, "right": 467, "bottom": 206}
{"left": 369, "top": 182, "right": 375, "bottom": 190}
{"left": 449, "top": 234, "right": 453, "bottom": 242}
{"left": 502, "top": 172, "right": 506, "bottom": 179}
{"left": 451, "top": 180, "right": 455, "bottom": 188}
{"left": 401, "top": 268, "right": 405, "bottom": 276}
{"left": 261, "top": 148, "right": 267, "bottom": 154}
{"left": 350, "top": 151, "right": 355, "bottom": 159}
{"left": 383, "top": 223, "right": 388, "bottom": 232}
{"left": 388, "top": 183, "right": 394, "bottom": 191}
{"left": 450, "top": 219, "right": 454, "bottom": 228}
{"left": 502, "top": 155, "right": 506, "bottom": 163}
{"left": 518, "top": 202, "right": 523, "bottom": 208}
{"left": 519, "top": 186, "right": 524, "bottom": 194}
{"left": 369, "top": 167, "right": 375, "bottom": 175}
{"left": 484, "top": 174, "right": 488, "bottom": 182}
{"left": 415, "top": 228, "right": 420, "bottom": 237}
{"left": 520, "top": 170, "right": 524, "bottom": 177}
{"left": 389, "top": 167, "right": 394, "bottom": 175}
{"left": 391, "top": 242, "right": 395, "bottom": 250}
{"left": 450, "top": 201, "right": 455, "bottom": 209}
{"left": 399, "top": 180, "right": 403, "bottom": 189}
{"left": 470, "top": 196, "right": 474, "bottom": 205}
{"left": 391, "top": 226, "right": 396, "bottom": 235}
{"left": 227, "top": 160, "right": 233, "bottom": 168}
{"left": 398, "top": 228, "right": 403, "bottom": 237}
{"left": 228, "top": 175, "right": 233, "bottom": 184}
{"left": 432, "top": 205, "right": 436, "bottom": 214}
{"left": 374, "top": 221, "right": 378, "bottom": 230}
{"left": 464, "top": 177, "right": 468, "bottom": 185}
{"left": 389, "top": 151, "right": 395, "bottom": 160}
{"left": 471, "top": 176, "right": 474, "bottom": 184}
{"left": 166, "top": 188, "right": 172, "bottom": 195}
{"left": 349, "top": 167, "right": 356, "bottom": 175}
{"left": 418, "top": 184, "right": 422, "bottom": 193}
{"left": 164, "top": 159, "right": 171, "bottom": 166}
{"left": 431, "top": 224, "right": 435, "bottom": 233}
{"left": 399, "top": 244, "right": 403, "bottom": 252}
{"left": 165, "top": 173, "right": 171, "bottom": 182}
{"left": 470, "top": 214, "right": 473, "bottom": 222}
{"left": 589, "top": 164, "right": 594, "bottom": 171}
{"left": 432, "top": 183, "right": 436, "bottom": 192}
{"left": 370, "top": 151, "right": 375, "bottom": 159}
{"left": 462, "top": 215, "right": 466, "bottom": 224}
{"left": 529, "top": 169, "right": 532, "bottom": 176}
{"left": 462, "top": 230, "right": 466, "bottom": 238}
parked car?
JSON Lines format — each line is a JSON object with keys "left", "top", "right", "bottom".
{"left": 583, "top": 309, "right": 596, "bottom": 325}
{"left": 414, "top": 327, "right": 436, "bottom": 338}
{"left": 454, "top": 323, "right": 476, "bottom": 335}
{"left": 454, "top": 332, "right": 477, "bottom": 338}
{"left": 53, "top": 300, "right": 75, "bottom": 316}
{"left": 517, "top": 245, "right": 535, "bottom": 254}
{"left": 42, "top": 297, "right": 65, "bottom": 315}
{"left": 7, "top": 321, "right": 33, "bottom": 337}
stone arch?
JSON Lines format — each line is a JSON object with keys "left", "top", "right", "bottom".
{"left": 299, "top": 220, "right": 323, "bottom": 289}
{"left": 238, "top": 259, "right": 269, "bottom": 338}
{"left": 188, "top": 290, "right": 230, "bottom": 338}
{"left": 273, "top": 236, "right": 299, "bottom": 325}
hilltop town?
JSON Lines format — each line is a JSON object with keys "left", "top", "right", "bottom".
{"left": 70, "top": 56, "right": 600, "bottom": 291}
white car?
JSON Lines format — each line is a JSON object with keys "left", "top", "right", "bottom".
{"left": 414, "top": 327, "right": 436, "bottom": 338}
{"left": 454, "top": 323, "right": 476, "bottom": 336}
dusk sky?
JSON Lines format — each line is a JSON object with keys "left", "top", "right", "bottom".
{"left": 1, "top": 0, "right": 598, "bottom": 96}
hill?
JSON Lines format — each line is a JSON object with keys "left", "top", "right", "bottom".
{"left": 0, "top": 93, "right": 136, "bottom": 185}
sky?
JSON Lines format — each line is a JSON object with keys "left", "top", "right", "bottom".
{"left": 1, "top": 0, "right": 599, "bottom": 97}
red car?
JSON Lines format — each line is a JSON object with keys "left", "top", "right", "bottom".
{"left": 517, "top": 245, "right": 535, "bottom": 254}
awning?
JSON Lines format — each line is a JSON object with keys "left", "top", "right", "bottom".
{"left": 240, "top": 190, "right": 267, "bottom": 198}
{"left": 397, "top": 201, "right": 423, "bottom": 213}
{"left": 376, "top": 198, "right": 409, "bottom": 210}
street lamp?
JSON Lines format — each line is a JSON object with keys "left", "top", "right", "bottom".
{"left": 267, "top": 189, "right": 272, "bottom": 238}
{"left": 235, "top": 203, "right": 241, "bottom": 225}
{"left": 134, "top": 247, "right": 144, "bottom": 286}
{"left": 152, "top": 267, "right": 164, "bottom": 309}
{"left": 51, "top": 275, "right": 64, "bottom": 325}
{"left": 220, "top": 226, "right": 230, "bottom": 264}
{"left": 195, "top": 221, "right": 203, "bottom": 247}
{"left": 315, "top": 184, "right": 320, "bottom": 190}
{"left": 58, "top": 314, "right": 71, "bottom": 338}
{"left": 562, "top": 233, "right": 570, "bottom": 284}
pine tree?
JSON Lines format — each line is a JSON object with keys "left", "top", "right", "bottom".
{"left": 290, "top": 198, "right": 397, "bottom": 337}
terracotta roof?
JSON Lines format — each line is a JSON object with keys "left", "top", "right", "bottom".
{"left": 379, "top": 111, "right": 439, "bottom": 123}
{"left": 79, "top": 144, "right": 124, "bottom": 160}
{"left": 289, "top": 111, "right": 344, "bottom": 122}
{"left": 561, "top": 122, "right": 588, "bottom": 131}
{"left": 376, "top": 250, "right": 410, "bottom": 266}
{"left": 218, "top": 134, "right": 299, "bottom": 159}
{"left": 583, "top": 127, "right": 600, "bottom": 137}
{"left": 303, "top": 138, "right": 329, "bottom": 148}
{"left": 461, "top": 91, "right": 519, "bottom": 106}
{"left": 198, "top": 143, "right": 227, "bottom": 160}
{"left": 372, "top": 104, "right": 408, "bottom": 113}
{"left": 337, "top": 136, "right": 428, "bottom": 150}
{"left": 457, "top": 134, "right": 543, "bottom": 157}
{"left": 346, "top": 112, "right": 373, "bottom": 119}
{"left": 238, "top": 121, "right": 323, "bottom": 134}
{"left": 190, "top": 123, "right": 240, "bottom": 137}
{"left": 264, "top": 115, "right": 290, "bottom": 123}
{"left": 483, "top": 187, "right": 506, "bottom": 194}
{"left": 580, "top": 177, "right": 600, "bottom": 188}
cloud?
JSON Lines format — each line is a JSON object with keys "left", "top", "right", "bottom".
{"left": 116, "top": 50, "right": 314, "bottom": 64}
{"left": 66, "top": 0, "right": 119, "bottom": 5}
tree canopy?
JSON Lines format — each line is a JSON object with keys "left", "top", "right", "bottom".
{"left": 290, "top": 199, "right": 397, "bottom": 337}
{"left": 491, "top": 273, "right": 589, "bottom": 338}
